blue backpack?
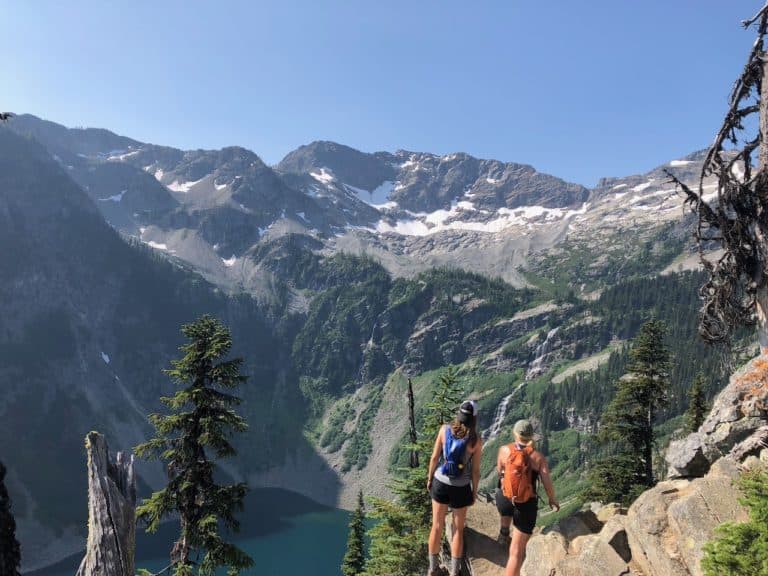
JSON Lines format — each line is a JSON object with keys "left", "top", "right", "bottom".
{"left": 440, "top": 426, "right": 468, "bottom": 477}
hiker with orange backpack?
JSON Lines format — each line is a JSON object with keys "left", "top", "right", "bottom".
{"left": 495, "top": 419, "right": 559, "bottom": 576}
{"left": 426, "top": 400, "right": 483, "bottom": 576}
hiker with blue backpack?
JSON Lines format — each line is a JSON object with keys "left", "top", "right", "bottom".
{"left": 495, "top": 419, "right": 559, "bottom": 576}
{"left": 426, "top": 400, "right": 483, "bottom": 576}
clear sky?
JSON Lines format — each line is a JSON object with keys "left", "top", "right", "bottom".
{"left": 0, "top": 1, "right": 759, "bottom": 186}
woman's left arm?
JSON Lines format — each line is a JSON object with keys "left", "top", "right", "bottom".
{"left": 427, "top": 427, "right": 444, "bottom": 492}
{"left": 471, "top": 439, "right": 483, "bottom": 504}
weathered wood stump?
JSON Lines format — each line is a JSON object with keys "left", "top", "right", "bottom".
{"left": 76, "top": 431, "right": 136, "bottom": 576}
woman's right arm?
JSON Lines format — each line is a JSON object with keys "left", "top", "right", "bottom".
{"left": 534, "top": 453, "right": 560, "bottom": 511}
{"left": 427, "top": 426, "right": 444, "bottom": 491}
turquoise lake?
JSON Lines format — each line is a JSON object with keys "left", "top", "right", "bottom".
{"left": 30, "top": 488, "right": 352, "bottom": 576}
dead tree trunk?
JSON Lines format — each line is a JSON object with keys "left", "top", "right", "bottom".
{"left": 408, "top": 378, "right": 419, "bottom": 468}
{"left": 757, "top": 51, "right": 768, "bottom": 353}
{"left": 76, "top": 432, "right": 136, "bottom": 576}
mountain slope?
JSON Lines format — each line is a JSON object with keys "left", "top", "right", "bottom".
{"left": 0, "top": 127, "right": 327, "bottom": 569}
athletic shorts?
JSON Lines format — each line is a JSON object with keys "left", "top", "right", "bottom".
{"left": 495, "top": 490, "right": 538, "bottom": 535}
{"left": 431, "top": 478, "right": 473, "bottom": 509}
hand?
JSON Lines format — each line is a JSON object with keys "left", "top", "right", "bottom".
{"left": 549, "top": 498, "right": 560, "bottom": 512}
{"left": 472, "top": 492, "right": 477, "bottom": 505}
{"left": 427, "top": 478, "right": 433, "bottom": 492}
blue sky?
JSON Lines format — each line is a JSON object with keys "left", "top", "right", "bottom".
{"left": 0, "top": 1, "right": 758, "bottom": 186}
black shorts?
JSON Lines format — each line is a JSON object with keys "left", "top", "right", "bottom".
{"left": 431, "top": 478, "right": 473, "bottom": 509}
{"left": 495, "top": 490, "right": 538, "bottom": 535}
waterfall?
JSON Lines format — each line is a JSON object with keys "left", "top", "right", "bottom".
{"left": 525, "top": 327, "right": 560, "bottom": 380}
{"left": 357, "top": 321, "right": 378, "bottom": 384}
{"left": 483, "top": 381, "right": 526, "bottom": 440}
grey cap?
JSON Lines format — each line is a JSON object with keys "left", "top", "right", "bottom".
{"left": 513, "top": 419, "right": 534, "bottom": 444}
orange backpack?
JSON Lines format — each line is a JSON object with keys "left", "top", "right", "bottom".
{"left": 501, "top": 443, "right": 535, "bottom": 503}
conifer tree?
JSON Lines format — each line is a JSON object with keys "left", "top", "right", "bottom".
{"left": 422, "top": 366, "right": 462, "bottom": 437}
{"left": 0, "top": 461, "right": 21, "bottom": 576}
{"left": 135, "top": 315, "right": 253, "bottom": 576}
{"left": 586, "top": 320, "right": 670, "bottom": 504}
{"left": 685, "top": 373, "right": 708, "bottom": 433}
{"left": 341, "top": 490, "right": 367, "bottom": 576}
{"left": 702, "top": 468, "right": 768, "bottom": 576}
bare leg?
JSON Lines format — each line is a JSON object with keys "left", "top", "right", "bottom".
{"left": 504, "top": 528, "right": 531, "bottom": 576}
{"left": 450, "top": 506, "right": 468, "bottom": 558}
{"left": 429, "top": 500, "right": 449, "bottom": 555}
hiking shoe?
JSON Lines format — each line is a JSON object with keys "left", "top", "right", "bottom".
{"left": 428, "top": 567, "right": 449, "bottom": 576}
{"left": 497, "top": 531, "right": 511, "bottom": 547}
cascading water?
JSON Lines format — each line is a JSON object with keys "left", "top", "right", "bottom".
{"left": 483, "top": 381, "right": 526, "bottom": 440}
{"left": 357, "top": 321, "right": 379, "bottom": 383}
{"left": 483, "top": 327, "right": 561, "bottom": 440}
{"left": 525, "top": 327, "right": 560, "bottom": 380}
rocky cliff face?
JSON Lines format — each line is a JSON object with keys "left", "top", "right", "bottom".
{"left": 667, "top": 354, "right": 768, "bottom": 478}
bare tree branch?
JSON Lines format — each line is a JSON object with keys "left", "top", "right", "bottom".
{"left": 668, "top": 3, "right": 768, "bottom": 345}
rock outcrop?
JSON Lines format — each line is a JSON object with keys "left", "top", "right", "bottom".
{"left": 76, "top": 432, "right": 136, "bottom": 576}
{"left": 666, "top": 355, "right": 768, "bottom": 478}
{"left": 463, "top": 457, "right": 752, "bottom": 576}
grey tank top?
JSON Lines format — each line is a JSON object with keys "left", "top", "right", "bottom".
{"left": 433, "top": 425, "right": 473, "bottom": 487}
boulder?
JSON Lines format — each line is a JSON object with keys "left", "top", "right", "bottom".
{"left": 545, "top": 509, "right": 603, "bottom": 542}
{"left": 665, "top": 433, "right": 712, "bottom": 478}
{"left": 625, "top": 479, "right": 691, "bottom": 576}
{"left": 570, "top": 535, "right": 629, "bottom": 576}
{"left": 625, "top": 458, "right": 747, "bottom": 576}
{"left": 595, "top": 502, "right": 624, "bottom": 523}
{"left": 599, "top": 514, "right": 631, "bottom": 562}
{"left": 520, "top": 532, "right": 568, "bottom": 576}
{"left": 666, "top": 459, "right": 747, "bottom": 576}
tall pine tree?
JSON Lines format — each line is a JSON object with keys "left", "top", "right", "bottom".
{"left": 342, "top": 490, "right": 367, "bottom": 576}
{"left": 135, "top": 315, "right": 253, "bottom": 576}
{"left": 586, "top": 319, "right": 671, "bottom": 504}
{"left": 685, "top": 373, "right": 708, "bottom": 433}
{"left": 0, "top": 461, "right": 21, "bottom": 576}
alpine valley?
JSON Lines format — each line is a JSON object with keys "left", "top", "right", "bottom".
{"left": 1, "top": 115, "right": 732, "bottom": 570}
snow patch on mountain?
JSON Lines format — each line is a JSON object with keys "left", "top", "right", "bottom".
{"left": 670, "top": 159, "right": 693, "bottom": 167}
{"left": 222, "top": 255, "right": 237, "bottom": 267}
{"left": 374, "top": 202, "right": 590, "bottom": 237}
{"left": 344, "top": 180, "right": 396, "bottom": 207}
{"left": 144, "top": 240, "right": 174, "bottom": 254}
{"left": 168, "top": 176, "right": 206, "bottom": 193}
{"left": 98, "top": 190, "right": 127, "bottom": 203}
{"left": 107, "top": 150, "right": 141, "bottom": 162}
{"left": 632, "top": 179, "right": 655, "bottom": 193}
{"left": 310, "top": 167, "right": 335, "bottom": 184}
